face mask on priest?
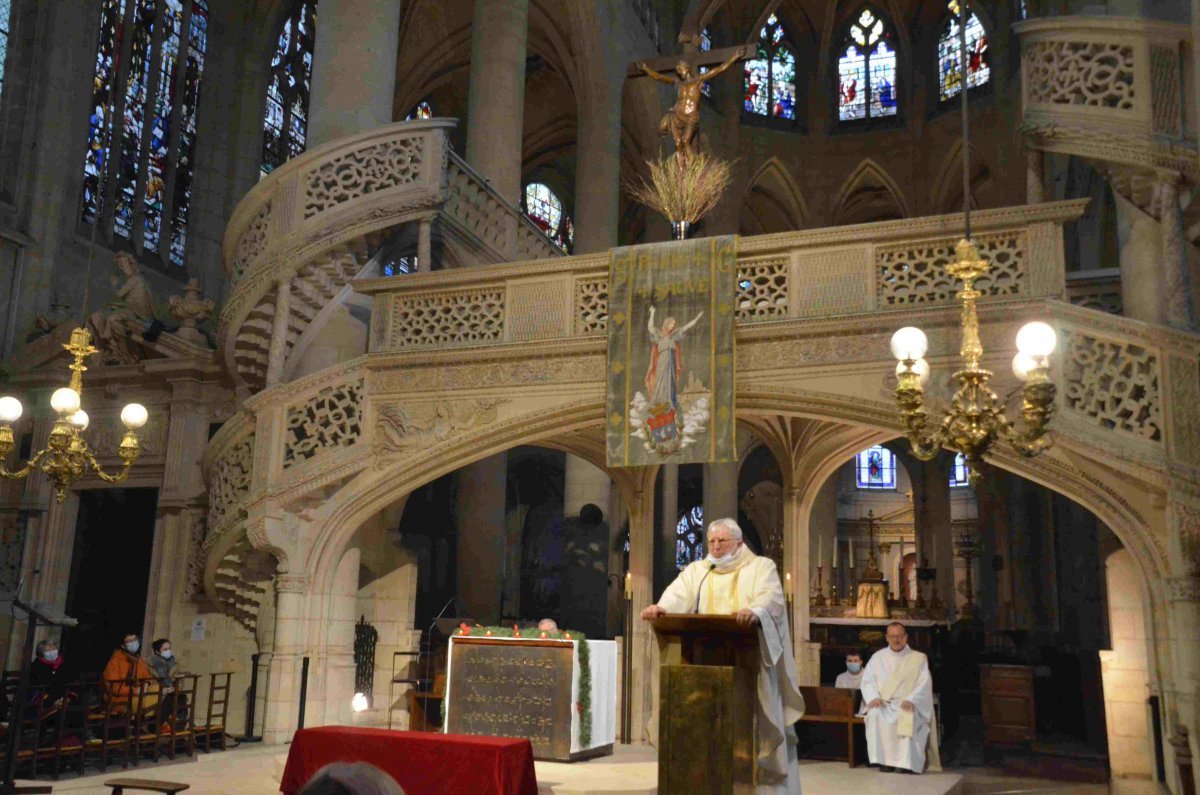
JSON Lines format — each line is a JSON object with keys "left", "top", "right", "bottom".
{"left": 704, "top": 530, "right": 743, "bottom": 566}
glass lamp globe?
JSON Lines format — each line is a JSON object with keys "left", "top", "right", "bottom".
{"left": 1016, "top": 321, "right": 1057, "bottom": 357}
{"left": 890, "top": 327, "right": 928, "bottom": 361}
{"left": 0, "top": 396, "right": 22, "bottom": 424}
{"left": 1012, "top": 352, "right": 1038, "bottom": 382}
{"left": 120, "top": 403, "right": 149, "bottom": 430}
{"left": 351, "top": 693, "right": 369, "bottom": 713}
{"left": 896, "top": 358, "right": 931, "bottom": 385}
{"left": 50, "top": 387, "right": 81, "bottom": 415}
{"left": 69, "top": 410, "right": 90, "bottom": 431}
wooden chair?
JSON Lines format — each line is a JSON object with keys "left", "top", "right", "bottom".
{"left": 104, "top": 777, "right": 190, "bottom": 793}
{"left": 85, "top": 678, "right": 134, "bottom": 771}
{"left": 797, "top": 686, "right": 866, "bottom": 767}
{"left": 407, "top": 672, "right": 446, "bottom": 732}
{"left": 159, "top": 675, "right": 198, "bottom": 760}
{"left": 129, "top": 679, "right": 165, "bottom": 766}
{"left": 197, "top": 672, "right": 231, "bottom": 752}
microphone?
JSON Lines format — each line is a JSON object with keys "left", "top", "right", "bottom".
{"left": 692, "top": 562, "right": 717, "bottom": 614}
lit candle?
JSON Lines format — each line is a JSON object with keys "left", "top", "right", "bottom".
{"left": 785, "top": 572, "right": 792, "bottom": 598}
{"left": 624, "top": 571, "right": 632, "bottom": 599}
{"left": 849, "top": 538, "right": 855, "bottom": 568}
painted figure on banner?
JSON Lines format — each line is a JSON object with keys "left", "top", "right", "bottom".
{"left": 632, "top": 305, "right": 706, "bottom": 457}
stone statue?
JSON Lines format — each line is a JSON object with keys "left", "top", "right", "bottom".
{"left": 169, "top": 277, "right": 215, "bottom": 345}
{"left": 87, "top": 251, "right": 156, "bottom": 364}
{"left": 636, "top": 52, "right": 740, "bottom": 165}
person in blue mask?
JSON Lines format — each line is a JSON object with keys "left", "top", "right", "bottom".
{"left": 102, "top": 632, "right": 154, "bottom": 713}
{"left": 149, "top": 638, "right": 187, "bottom": 730}
{"left": 836, "top": 651, "right": 865, "bottom": 689}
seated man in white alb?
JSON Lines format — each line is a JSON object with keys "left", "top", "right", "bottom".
{"left": 641, "top": 518, "right": 805, "bottom": 794}
{"left": 835, "top": 651, "right": 864, "bottom": 689}
{"left": 860, "top": 622, "right": 940, "bottom": 774}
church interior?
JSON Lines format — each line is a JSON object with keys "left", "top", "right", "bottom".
{"left": 0, "top": 0, "right": 1198, "bottom": 792}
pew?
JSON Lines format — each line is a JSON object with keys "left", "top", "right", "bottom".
{"left": 796, "top": 686, "right": 865, "bottom": 767}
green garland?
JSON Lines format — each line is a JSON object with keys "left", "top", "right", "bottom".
{"left": 457, "top": 626, "right": 592, "bottom": 747}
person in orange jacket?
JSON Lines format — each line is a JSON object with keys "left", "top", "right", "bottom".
{"left": 102, "top": 632, "right": 156, "bottom": 713}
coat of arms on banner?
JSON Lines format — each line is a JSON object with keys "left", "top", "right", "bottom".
{"left": 605, "top": 236, "right": 736, "bottom": 467}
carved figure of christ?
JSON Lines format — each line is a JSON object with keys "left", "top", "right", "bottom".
{"left": 628, "top": 44, "right": 751, "bottom": 165}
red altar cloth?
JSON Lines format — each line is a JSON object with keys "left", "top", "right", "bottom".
{"left": 279, "top": 726, "right": 538, "bottom": 795}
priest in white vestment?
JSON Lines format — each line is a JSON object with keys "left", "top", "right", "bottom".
{"left": 859, "top": 622, "right": 941, "bottom": 774}
{"left": 641, "top": 518, "right": 805, "bottom": 794}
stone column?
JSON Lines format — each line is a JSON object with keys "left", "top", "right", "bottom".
{"left": 1159, "top": 177, "right": 1196, "bottom": 330}
{"left": 1025, "top": 148, "right": 1044, "bottom": 204}
{"left": 622, "top": 471, "right": 657, "bottom": 743}
{"left": 262, "top": 575, "right": 309, "bottom": 744}
{"left": 564, "top": 454, "right": 611, "bottom": 521}
{"left": 465, "top": 0, "right": 528, "bottom": 210}
{"left": 417, "top": 216, "right": 433, "bottom": 273}
{"left": 659, "top": 463, "right": 679, "bottom": 589}
{"left": 784, "top": 485, "right": 819, "bottom": 685}
{"left": 703, "top": 462, "right": 739, "bottom": 526}
{"left": 265, "top": 280, "right": 292, "bottom": 388}
{"left": 455, "top": 455, "right": 508, "bottom": 625}
{"left": 1113, "top": 190, "right": 1167, "bottom": 325}
{"left": 307, "top": 0, "right": 402, "bottom": 147}
{"left": 926, "top": 459, "right": 955, "bottom": 624}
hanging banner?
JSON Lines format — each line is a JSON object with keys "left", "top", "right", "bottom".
{"left": 606, "top": 236, "right": 737, "bottom": 468}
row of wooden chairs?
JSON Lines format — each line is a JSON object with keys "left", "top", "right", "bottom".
{"left": 0, "top": 671, "right": 233, "bottom": 781}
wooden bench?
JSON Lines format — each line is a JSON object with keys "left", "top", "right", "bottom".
{"left": 797, "top": 686, "right": 865, "bottom": 767}
{"left": 103, "top": 778, "right": 190, "bottom": 793}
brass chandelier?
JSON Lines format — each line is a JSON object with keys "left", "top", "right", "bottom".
{"left": 0, "top": 327, "right": 148, "bottom": 502}
{"left": 889, "top": 0, "right": 1057, "bottom": 485}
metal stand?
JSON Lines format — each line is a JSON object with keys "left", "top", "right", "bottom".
{"left": 621, "top": 575, "right": 633, "bottom": 744}
{"left": 236, "top": 653, "right": 263, "bottom": 742}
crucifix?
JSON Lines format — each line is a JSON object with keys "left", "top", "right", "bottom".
{"left": 627, "top": 37, "right": 752, "bottom": 165}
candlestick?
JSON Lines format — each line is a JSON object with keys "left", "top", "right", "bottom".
{"left": 813, "top": 565, "right": 826, "bottom": 607}
{"left": 784, "top": 571, "right": 792, "bottom": 598}
{"left": 624, "top": 571, "right": 632, "bottom": 599}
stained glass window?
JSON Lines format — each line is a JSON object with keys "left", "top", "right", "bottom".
{"left": 950, "top": 452, "right": 970, "bottom": 487}
{"left": 1019, "top": 0, "right": 1028, "bottom": 19}
{"left": 383, "top": 256, "right": 416, "bottom": 276}
{"left": 405, "top": 100, "right": 432, "bottom": 120}
{"left": 81, "top": 0, "right": 209, "bottom": 268}
{"left": 838, "top": 7, "right": 898, "bottom": 123}
{"left": 676, "top": 505, "right": 705, "bottom": 569}
{"left": 523, "top": 182, "right": 563, "bottom": 236}
{"left": 744, "top": 14, "right": 796, "bottom": 120}
{"left": 262, "top": 0, "right": 316, "bottom": 176}
{"left": 699, "top": 27, "right": 712, "bottom": 98}
{"left": 938, "top": 2, "right": 989, "bottom": 102}
{"left": 0, "top": 0, "right": 12, "bottom": 101}
{"left": 856, "top": 445, "right": 896, "bottom": 489}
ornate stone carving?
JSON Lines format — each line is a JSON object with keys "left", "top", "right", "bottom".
{"left": 1168, "top": 354, "right": 1200, "bottom": 467}
{"left": 283, "top": 380, "right": 364, "bottom": 467}
{"left": 1150, "top": 45, "right": 1182, "bottom": 137}
{"left": 737, "top": 258, "right": 789, "bottom": 321}
{"left": 169, "top": 278, "right": 215, "bottom": 345}
{"left": 1024, "top": 40, "right": 1134, "bottom": 109}
{"left": 208, "top": 433, "right": 255, "bottom": 530}
{"left": 304, "top": 138, "right": 425, "bottom": 218}
{"left": 86, "top": 252, "right": 156, "bottom": 365}
{"left": 388, "top": 289, "right": 505, "bottom": 350}
{"left": 184, "top": 510, "right": 207, "bottom": 598}
{"left": 877, "top": 233, "right": 1026, "bottom": 307}
{"left": 574, "top": 277, "right": 609, "bottom": 335}
{"left": 375, "top": 399, "right": 506, "bottom": 455}
{"left": 87, "top": 410, "right": 168, "bottom": 459}
{"left": 231, "top": 200, "right": 271, "bottom": 285}
{"left": 1061, "top": 330, "right": 1162, "bottom": 442}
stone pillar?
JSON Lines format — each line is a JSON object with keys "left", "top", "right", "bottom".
{"left": 659, "top": 463, "right": 679, "bottom": 588}
{"left": 1160, "top": 177, "right": 1196, "bottom": 330}
{"left": 783, "top": 485, "right": 819, "bottom": 685}
{"left": 1114, "top": 190, "right": 1167, "bottom": 325}
{"left": 455, "top": 454, "right": 508, "bottom": 625}
{"left": 1026, "top": 148, "right": 1045, "bottom": 204}
{"left": 265, "top": 279, "right": 292, "bottom": 388}
{"left": 564, "top": 454, "right": 611, "bottom": 521}
{"left": 417, "top": 216, "right": 432, "bottom": 273}
{"left": 703, "top": 461, "right": 739, "bottom": 527}
{"left": 465, "top": 0, "right": 528, "bottom": 209}
{"left": 926, "top": 460, "right": 955, "bottom": 624}
{"left": 262, "top": 575, "right": 309, "bottom": 744}
{"left": 307, "top": 0, "right": 402, "bottom": 147}
{"left": 622, "top": 471, "right": 656, "bottom": 743}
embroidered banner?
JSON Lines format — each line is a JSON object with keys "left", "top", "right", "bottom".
{"left": 606, "top": 236, "right": 736, "bottom": 467}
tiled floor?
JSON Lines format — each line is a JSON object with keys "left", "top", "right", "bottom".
{"left": 16, "top": 741, "right": 1168, "bottom": 795}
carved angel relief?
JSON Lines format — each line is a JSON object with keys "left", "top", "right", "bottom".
{"left": 375, "top": 399, "right": 507, "bottom": 456}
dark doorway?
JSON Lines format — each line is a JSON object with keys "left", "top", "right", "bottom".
{"left": 62, "top": 488, "right": 159, "bottom": 674}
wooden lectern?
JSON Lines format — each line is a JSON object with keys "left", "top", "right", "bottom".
{"left": 650, "top": 614, "right": 760, "bottom": 794}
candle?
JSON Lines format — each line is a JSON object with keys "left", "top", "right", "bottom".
{"left": 832, "top": 542, "right": 838, "bottom": 569}
{"left": 624, "top": 571, "right": 632, "bottom": 599}
{"left": 818, "top": 535, "right": 822, "bottom": 563}
{"left": 785, "top": 572, "right": 792, "bottom": 598}
{"left": 849, "top": 538, "right": 855, "bottom": 568}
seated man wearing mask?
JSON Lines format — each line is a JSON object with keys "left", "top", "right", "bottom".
{"left": 835, "top": 651, "right": 865, "bottom": 689}
{"left": 102, "top": 632, "right": 156, "bottom": 714}
{"left": 641, "top": 518, "right": 805, "bottom": 794}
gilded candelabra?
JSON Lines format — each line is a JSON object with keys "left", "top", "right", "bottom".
{"left": 0, "top": 327, "right": 148, "bottom": 502}
{"left": 890, "top": 243, "right": 1058, "bottom": 485}
{"left": 954, "top": 531, "right": 980, "bottom": 622}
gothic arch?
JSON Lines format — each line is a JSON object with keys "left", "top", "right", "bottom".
{"left": 930, "top": 138, "right": 993, "bottom": 216}
{"left": 818, "top": 0, "right": 911, "bottom": 85}
{"left": 831, "top": 158, "right": 910, "bottom": 224}
{"left": 740, "top": 157, "right": 809, "bottom": 235}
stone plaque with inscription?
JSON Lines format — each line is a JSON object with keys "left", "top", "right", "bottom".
{"left": 444, "top": 638, "right": 576, "bottom": 760}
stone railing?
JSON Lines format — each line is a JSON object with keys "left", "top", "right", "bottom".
{"left": 1016, "top": 17, "right": 1197, "bottom": 179}
{"left": 219, "top": 119, "right": 561, "bottom": 393}
{"left": 200, "top": 412, "right": 257, "bottom": 554}
{"left": 362, "top": 201, "right": 1086, "bottom": 352}
{"left": 1066, "top": 268, "right": 1123, "bottom": 315}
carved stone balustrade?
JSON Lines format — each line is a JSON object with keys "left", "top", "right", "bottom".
{"left": 220, "top": 119, "right": 561, "bottom": 393}
{"left": 1017, "top": 17, "right": 1197, "bottom": 180}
